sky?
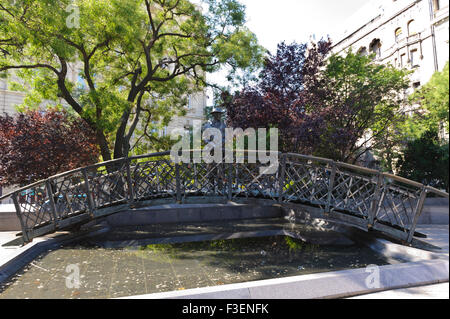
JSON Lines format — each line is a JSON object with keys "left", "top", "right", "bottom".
{"left": 205, "top": 0, "right": 374, "bottom": 101}
{"left": 239, "top": 0, "right": 372, "bottom": 54}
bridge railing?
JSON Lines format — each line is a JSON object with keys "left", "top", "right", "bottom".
{"left": 0, "top": 151, "right": 448, "bottom": 244}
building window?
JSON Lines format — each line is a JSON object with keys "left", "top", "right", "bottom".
{"left": 433, "top": 0, "right": 440, "bottom": 12}
{"left": 394, "top": 58, "right": 398, "bottom": 67}
{"left": 400, "top": 53, "right": 406, "bottom": 67}
{"left": 369, "top": 39, "right": 382, "bottom": 60}
{"left": 410, "top": 49, "right": 419, "bottom": 67}
{"left": 407, "top": 20, "right": 417, "bottom": 36}
{"left": 160, "top": 126, "right": 168, "bottom": 137}
{"left": 395, "top": 28, "right": 403, "bottom": 42}
{"left": 187, "top": 96, "right": 192, "bottom": 109}
{"left": 151, "top": 121, "right": 158, "bottom": 134}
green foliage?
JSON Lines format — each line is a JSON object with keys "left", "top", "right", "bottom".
{"left": 395, "top": 131, "right": 449, "bottom": 191}
{"left": 0, "top": 0, "right": 264, "bottom": 161}
{"left": 391, "top": 63, "right": 450, "bottom": 190}
{"left": 404, "top": 62, "right": 449, "bottom": 138}
{"left": 284, "top": 237, "right": 319, "bottom": 252}
{"left": 284, "top": 236, "right": 304, "bottom": 252}
{"left": 320, "top": 50, "right": 411, "bottom": 163}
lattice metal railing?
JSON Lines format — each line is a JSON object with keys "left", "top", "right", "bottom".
{"left": 0, "top": 151, "right": 448, "bottom": 244}
{"left": 131, "top": 158, "right": 177, "bottom": 201}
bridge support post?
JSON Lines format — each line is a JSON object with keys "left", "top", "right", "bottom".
{"left": 125, "top": 158, "right": 135, "bottom": 203}
{"left": 368, "top": 172, "right": 384, "bottom": 228}
{"left": 45, "top": 180, "right": 59, "bottom": 230}
{"left": 278, "top": 155, "right": 286, "bottom": 203}
{"left": 227, "top": 163, "right": 233, "bottom": 201}
{"left": 12, "top": 194, "right": 30, "bottom": 243}
{"left": 407, "top": 187, "right": 427, "bottom": 243}
{"left": 175, "top": 164, "right": 182, "bottom": 203}
{"left": 326, "top": 162, "right": 337, "bottom": 214}
{"left": 82, "top": 168, "right": 96, "bottom": 218}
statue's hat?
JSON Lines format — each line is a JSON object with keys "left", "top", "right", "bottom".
{"left": 211, "top": 107, "right": 225, "bottom": 114}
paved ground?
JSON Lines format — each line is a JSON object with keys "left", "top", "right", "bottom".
{"left": 350, "top": 282, "right": 449, "bottom": 299}
{"left": 416, "top": 225, "right": 449, "bottom": 255}
{"left": 349, "top": 225, "right": 449, "bottom": 299}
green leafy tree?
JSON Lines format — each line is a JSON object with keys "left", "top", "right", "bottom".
{"left": 402, "top": 62, "right": 449, "bottom": 138}
{"left": 0, "top": 0, "right": 264, "bottom": 162}
{"left": 395, "top": 131, "right": 449, "bottom": 191}
{"left": 227, "top": 43, "right": 411, "bottom": 164}
{"left": 317, "top": 50, "right": 411, "bottom": 163}
{"left": 393, "top": 62, "right": 449, "bottom": 189}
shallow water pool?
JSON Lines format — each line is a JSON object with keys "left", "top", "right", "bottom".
{"left": 0, "top": 236, "right": 391, "bottom": 299}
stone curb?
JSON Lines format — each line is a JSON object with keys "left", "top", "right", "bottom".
{"left": 119, "top": 259, "right": 449, "bottom": 299}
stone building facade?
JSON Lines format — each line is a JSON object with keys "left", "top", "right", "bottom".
{"left": 332, "top": 0, "right": 449, "bottom": 90}
{"left": 0, "top": 78, "right": 207, "bottom": 134}
{"left": 164, "top": 92, "right": 207, "bottom": 137}
{"left": 330, "top": 0, "right": 449, "bottom": 168}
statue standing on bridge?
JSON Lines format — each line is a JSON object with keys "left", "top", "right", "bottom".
{"left": 201, "top": 107, "right": 226, "bottom": 192}
{"left": 202, "top": 107, "right": 226, "bottom": 149}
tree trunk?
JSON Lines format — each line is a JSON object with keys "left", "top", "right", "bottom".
{"left": 97, "top": 131, "right": 112, "bottom": 162}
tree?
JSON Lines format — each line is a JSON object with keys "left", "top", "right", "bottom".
{"left": 0, "top": 109, "right": 99, "bottom": 186}
{"left": 395, "top": 130, "right": 449, "bottom": 191}
{"left": 225, "top": 41, "right": 410, "bottom": 163}
{"left": 393, "top": 62, "right": 449, "bottom": 189}
{"left": 402, "top": 61, "right": 449, "bottom": 139}
{"left": 0, "top": 0, "right": 264, "bottom": 162}
{"left": 316, "top": 50, "right": 410, "bottom": 163}
{"left": 225, "top": 40, "right": 332, "bottom": 153}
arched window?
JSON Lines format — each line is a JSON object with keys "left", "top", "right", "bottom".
{"left": 407, "top": 20, "right": 417, "bottom": 36}
{"left": 395, "top": 27, "right": 403, "bottom": 42}
{"left": 369, "top": 39, "right": 382, "bottom": 59}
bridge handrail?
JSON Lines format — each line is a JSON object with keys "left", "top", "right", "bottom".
{"left": 0, "top": 152, "right": 165, "bottom": 201}
{"left": 4, "top": 151, "right": 445, "bottom": 202}
{"left": 1, "top": 151, "right": 448, "bottom": 244}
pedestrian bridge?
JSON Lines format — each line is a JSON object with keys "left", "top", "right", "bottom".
{"left": 0, "top": 151, "right": 448, "bottom": 244}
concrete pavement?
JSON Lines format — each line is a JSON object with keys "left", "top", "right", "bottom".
{"left": 348, "top": 224, "right": 449, "bottom": 299}
{"left": 349, "top": 282, "right": 448, "bottom": 299}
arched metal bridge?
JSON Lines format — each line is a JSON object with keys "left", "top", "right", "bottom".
{"left": 0, "top": 151, "right": 448, "bottom": 244}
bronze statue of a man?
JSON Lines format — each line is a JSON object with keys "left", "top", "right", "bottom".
{"left": 202, "top": 107, "right": 226, "bottom": 147}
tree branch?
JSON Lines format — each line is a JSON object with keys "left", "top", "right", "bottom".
{"left": 0, "top": 63, "right": 59, "bottom": 75}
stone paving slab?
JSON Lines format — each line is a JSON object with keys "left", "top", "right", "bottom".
{"left": 121, "top": 259, "right": 448, "bottom": 299}
{"left": 348, "top": 224, "right": 449, "bottom": 299}
{"left": 416, "top": 225, "right": 449, "bottom": 255}
{"left": 349, "top": 282, "right": 449, "bottom": 299}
